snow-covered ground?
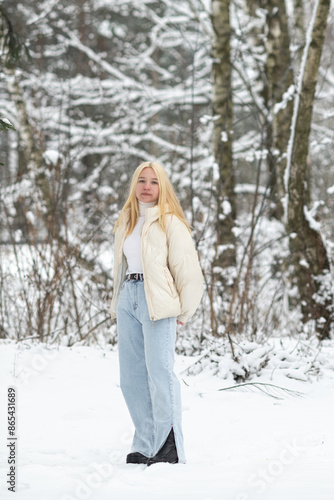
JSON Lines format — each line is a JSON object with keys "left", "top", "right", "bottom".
{"left": 1, "top": 340, "right": 334, "bottom": 500}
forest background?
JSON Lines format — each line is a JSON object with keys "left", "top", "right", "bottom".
{"left": 1, "top": 0, "right": 334, "bottom": 381}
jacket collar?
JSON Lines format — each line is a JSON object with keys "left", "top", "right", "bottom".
{"left": 144, "top": 204, "right": 172, "bottom": 224}
{"left": 118, "top": 204, "right": 171, "bottom": 231}
{"left": 144, "top": 205, "right": 159, "bottom": 223}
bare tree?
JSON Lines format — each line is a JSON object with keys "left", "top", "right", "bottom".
{"left": 292, "top": 0, "right": 306, "bottom": 64}
{"left": 264, "top": 0, "right": 294, "bottom": 219}
{"left": 211, "top": 0, "right": 237, "bottom": 333}
{"left": 245, "top": 0, "right": 294, "bottom": 219}
{"left": 285, "top": 0, "right": 333, "bottom": 340}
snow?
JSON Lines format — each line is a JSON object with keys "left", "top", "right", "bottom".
{"left": 235, "top": 183, "right": 267, "bottom": 195}
{"left": 304, "top": 205, "right": 321, "bottom": 232}
{"left": 1, "top": 341, "right": 334, "bottom": 500}
{"left": 0, "top": 117, "right": 13, "bottom": 125}
{"left": 273, "top": 85, "right": 295, "bottom": 115}
{"left": 221, "top": 200, "right": 232, "bottom": 215}
{"left": 43, "top": 150, "right": 61, "bottom": 165}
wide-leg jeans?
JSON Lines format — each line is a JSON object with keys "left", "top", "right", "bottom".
{"left": 116, "top": 280, "right": 185, "bottom": 463}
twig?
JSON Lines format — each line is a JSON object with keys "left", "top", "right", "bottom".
{"left": 179, "top": 348, "right": 212, "bottom": 375}
{"left": 217, "top": 382, "right": 305, "bottom": 400}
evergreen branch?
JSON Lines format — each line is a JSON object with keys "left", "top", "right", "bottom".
{"left": 0, "top": 117, "right": 15, "bottom": 131}
{"left": 0, "top": 5, "right": 31, "bottom": 68}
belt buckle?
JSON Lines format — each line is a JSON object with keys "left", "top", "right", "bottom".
{"left": 134, "top": 273, "right": 138, "bottom": 280}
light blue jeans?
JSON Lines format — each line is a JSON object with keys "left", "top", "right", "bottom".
{"left": 117, "top": 280, "right": 185, "bottom": 463}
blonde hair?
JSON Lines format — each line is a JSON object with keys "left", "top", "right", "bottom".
{"left": 114, "top": 161, "right": 191, "bottom": 236}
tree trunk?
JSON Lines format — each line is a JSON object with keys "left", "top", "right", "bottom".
{"left": 264, "top": 0, "right": 294, "bottom": 220}
{"left": 245, "top": 0, "right": 294, "bottom": 220}
{"left": 5, "top": 69, "right": 56, "bottom": 238}
{"left": 292, "top": 0, "right": 306, "bottom": 64}
{"left": 1, "top": 7, "right": 43, "bottom": 238}
{"left": 211, "top": 0, "right": 236, "bottom": 333}
{"left": 286, "top": 0, "right": 333, "bottom": 340}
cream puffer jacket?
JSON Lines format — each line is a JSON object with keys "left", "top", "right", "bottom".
{"left": 110, "top": 206, "right": 203, "bottom": 323}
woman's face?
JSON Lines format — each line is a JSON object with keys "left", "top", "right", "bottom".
{"left": 135, "top": 167, "right": 160, "bottom": 203}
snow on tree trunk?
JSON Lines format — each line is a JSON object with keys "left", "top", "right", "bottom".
{"left": 211, "top": 0, "right": 237, "bottom": 333}
{"left": 5, "top": 71, "right": 43, "bottom": 172}
{"left": 285, "top": 0, "right": 333, "bottom": 340}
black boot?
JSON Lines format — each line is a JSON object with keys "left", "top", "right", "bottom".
{"left": 126, "top": 452, "right": 149, "bottom": 464}
{"left": 147, "top": 429, "right": 179, "bottom": 466}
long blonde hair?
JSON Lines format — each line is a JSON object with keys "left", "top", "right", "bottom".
{"left": 114, "top": 161, "right": 191, "bottom": 236}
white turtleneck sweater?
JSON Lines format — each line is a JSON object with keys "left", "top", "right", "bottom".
{"left": 123, "top": 201, "right": 156, "bottom": 274}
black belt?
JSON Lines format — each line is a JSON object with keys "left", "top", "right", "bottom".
{"left": 126, "top": 273, "right": 144, "bottom": 281}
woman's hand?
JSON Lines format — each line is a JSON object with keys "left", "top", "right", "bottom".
{"left": 177, "top": 320, "right": 184, "bottom": 326}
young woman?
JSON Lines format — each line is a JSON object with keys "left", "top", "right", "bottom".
{"left": 110, "top": 161, "right": 203, "bottom": 465}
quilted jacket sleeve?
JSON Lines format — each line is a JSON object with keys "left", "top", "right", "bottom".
{"left": 166, "top": 216, "right": 203, "bottom": 323}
